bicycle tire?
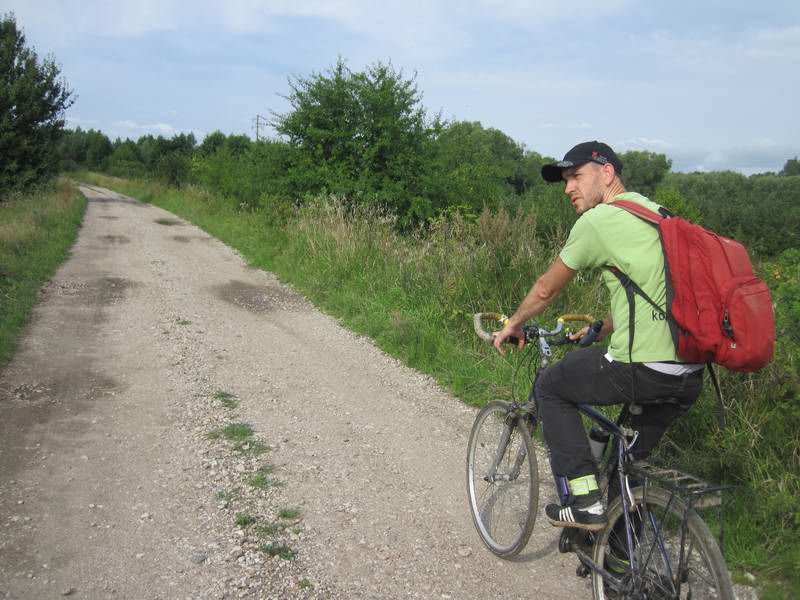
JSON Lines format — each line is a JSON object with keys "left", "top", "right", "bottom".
{"left": 466, "top": 400, "right": 538, "bottom": 558}
{"left": 592, "top": 486, "right": 734, "bottom": 600}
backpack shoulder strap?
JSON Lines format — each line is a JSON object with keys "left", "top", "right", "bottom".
{"left": 610, "top": 200, "right": 665, "bottom": 225}
{"left": 606, "top": 266, "right": 667, "bottom": 319}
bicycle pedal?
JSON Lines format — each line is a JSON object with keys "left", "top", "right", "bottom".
{"left": 576, "top": 564, "right": 590, "bottom": 578}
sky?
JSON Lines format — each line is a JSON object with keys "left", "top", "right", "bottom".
{"left": 3, "top": 1, "right": 799, "bottom": 174}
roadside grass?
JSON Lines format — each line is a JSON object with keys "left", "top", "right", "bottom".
{"left": 235, "top": 513, "right": 256, "bottom": 528}
{"left": 78, "top": 172, "right": 800, "bottom": 596}
{"left": 278, "top": 507, "right": 302, "bottom": 521}
{"left": 206, "top": 422, "right": 254, "bottom": 442}
{"left": 233, "top": 439, "right": 269, "bottom": 455}
{"left": 247, "top": 465, "right": 283, "bottom": 490}
{"left": 213, "top": 390, "right": 239, "bottom": 409}
{"left": 254, "top": 521, "right": 285, "bottom": 538}
{"left": 0, "top": 178, "right": 87, "bottom": 366}
{"left": 205, "top": 421, "right": 268, "bottom": 455}
{"left": 216, "top": 488, "right": 240, "bottom": 504}
{"left": 259, "top": 542, "right": 295, "bottom": 560}
{"left": 298, "top": 578, "right": 313, "bottom": 590}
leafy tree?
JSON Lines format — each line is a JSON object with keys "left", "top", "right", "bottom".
{"left": 422, "top": 121, "right": 524, "bottom": 214}
{"left": 517, "top": 150, "right": 553, "bottom": 192}
{"left": 55, "top": 127, "right": 113, "bottom": 171}
{"left": 225, "top": 134, "right": 251, "bottom": 155}
{"left": 619, "top": 150, "right": 671, "bottom": 198}
{"left": 84, "top": 129, "right": 112, "bottom": 169}
{"left": 199, "top": 130, "right": 226, "bottom": 155}
{"left": 780, "top": 156, "right": 800, "bottom": 177}
{"left": 1, "top": 13, "right": 75, "bottom": 195}
{"left": 653, "top": 186, "right": 703, "bottom": 224}
{"left": 271, "top": 58, "right": 435, "bottom": 215}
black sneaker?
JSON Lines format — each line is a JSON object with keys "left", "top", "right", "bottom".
{"left": 545, "top": 492, "right": 607, "bottom": 531}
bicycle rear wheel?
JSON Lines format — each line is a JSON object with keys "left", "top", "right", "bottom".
{"left": 466, "top": 400, "right": 538, "bottom": 558}
{"left": 592, "top": 486, "right": 734, "bottom": 599}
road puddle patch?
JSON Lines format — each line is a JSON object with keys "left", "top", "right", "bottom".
{"left": 5, "top": 372, "right": 121, "bottom": 407}
{"left": 98, "top": 235, "right": 130, "bottom": 245}
{"left": 51, "top": 277, "right": 139, "bottom": 306}
{"left": 171, "top": 235, "right": 191, "bottom": 243}
{"left": 213, "top": 280, "right": 307, "bottom": 313}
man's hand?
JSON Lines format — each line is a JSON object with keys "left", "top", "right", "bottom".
{"left": 493, "top": 322, "right": 526, "bottom": 356}
{"left": 569, "top": 326, "right": 590, "bottom": 342}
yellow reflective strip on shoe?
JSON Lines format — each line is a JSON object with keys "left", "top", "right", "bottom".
{"left": 568, "top": 474, "right": 599, "bottom": 496}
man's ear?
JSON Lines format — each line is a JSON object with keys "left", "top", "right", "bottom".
{"left": 603, "top": 163, "right": 616, "bottom": 185}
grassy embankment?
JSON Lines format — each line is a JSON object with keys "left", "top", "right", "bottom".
{"left": 78, "top": 172, "right": 799, "bottom": 598}
{"left": 0, "top": 178, "right": 87, "bottom": 365}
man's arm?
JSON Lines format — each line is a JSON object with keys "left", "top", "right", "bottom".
{"left": 493, "top": 257, "right": 577, "bottom": 353}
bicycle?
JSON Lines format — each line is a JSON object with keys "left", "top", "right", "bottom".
{"left": 466, "top": 312, "right": 734, "bottom": 599}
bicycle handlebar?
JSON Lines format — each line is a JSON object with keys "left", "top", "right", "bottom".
{"left": 473, "top": 312, "right": 604, "bottom": 348}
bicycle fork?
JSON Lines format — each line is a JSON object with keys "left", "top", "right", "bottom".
{"left": 484, "top": 411, "right": 528, "bottom": 483}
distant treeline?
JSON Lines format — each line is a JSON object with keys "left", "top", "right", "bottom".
{"left": 59, "top": 60, "right": 799, "bottom": 256}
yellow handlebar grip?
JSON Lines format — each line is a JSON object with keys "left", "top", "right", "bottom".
{"left": 557, "top": 313, "right": 594, "bottom": 324}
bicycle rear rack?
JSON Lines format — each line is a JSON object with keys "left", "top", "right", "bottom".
{"left": 626, "top": 461, "right": 725, "bottom": 509}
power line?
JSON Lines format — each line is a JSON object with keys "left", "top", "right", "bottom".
{"left": 252, "top": 114, "right": 268, "bottom": 142}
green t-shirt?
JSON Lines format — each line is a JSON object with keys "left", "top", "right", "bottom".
{"left": 559, "top": 192, "right": 678, "bottom": 363}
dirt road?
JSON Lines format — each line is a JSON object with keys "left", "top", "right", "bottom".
{"left": 0, "top": 185, "right": 589, "bottom": 599}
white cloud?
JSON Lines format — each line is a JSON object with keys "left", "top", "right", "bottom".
{"left": 616, "top": 137, "right": 674, "bottom": 151}
{"left": 747, "top": 26, "right": 800, "bottom": 61}
{"left": 106, "top": 119, "right": 204, "bottom": 140}
{"left": 6, "top": 0, "right": 631, "bottom": 61}
{"left": 669, "top": 140, "right": 798, "bottom": 175}
{"left": 113, "top": 120, "right": 178, "bottom": 135}
{"left": 65, "top": 116, "right": 101, "bottom": 126}
{"left": 540, "top": 122, "right": 593, "bottom": 130}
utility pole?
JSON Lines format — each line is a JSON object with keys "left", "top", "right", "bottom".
{"left": 252, "top": 114, "right": 268, "bottom": 142}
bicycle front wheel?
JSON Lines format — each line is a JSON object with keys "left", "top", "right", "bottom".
{"left": 592, "top": 486, "right": 734, "bottom": 600}
{"left": 466, "top": 400, "right": 538, "bottom": 558}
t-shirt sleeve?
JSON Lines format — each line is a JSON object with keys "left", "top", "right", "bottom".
{"left": 559, "top": 214, "right": 607, "bottom": 271}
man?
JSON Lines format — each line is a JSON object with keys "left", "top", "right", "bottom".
{"left": 493, "top": 141, "right": 704, "bottom": 531}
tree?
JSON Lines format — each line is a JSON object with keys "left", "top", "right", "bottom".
{"left": 780, "top": 156, "right": 800, "bottom": 177}
{"left": 271, "top": 58, "right": 434, "bottom": 215}
{"left": 199, "top": 130, "right": 226, "bottom": 155}
{"left": 422, "top": 121, "right": 524, "bottom": 213}
{"left": 619, "top": 150, "right": 672, "bottom": 198}
{"left": 1, "top": 13, "right": 74, "bottom": 195}
{"left": 84, "top": 129, "right": 112, "bottom": 169}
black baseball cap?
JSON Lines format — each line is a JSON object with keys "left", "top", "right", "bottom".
{"left": 541, "top": 141, "right": 623, "bottom": 183}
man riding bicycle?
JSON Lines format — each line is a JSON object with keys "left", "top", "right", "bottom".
{"left": 493, "top": 141, "right": 704, "bottom": 531}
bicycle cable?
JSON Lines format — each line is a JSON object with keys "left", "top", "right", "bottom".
{"left": 510, "top": 343, "right": 537, "bottom": 403}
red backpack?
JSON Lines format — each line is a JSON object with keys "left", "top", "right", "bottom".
{"left": 608, "top": 200, "right": 775, "bottom": 372}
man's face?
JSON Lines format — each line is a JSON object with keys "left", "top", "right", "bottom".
{"left": 562, "top": 162, "right": 605, "bottom": 214}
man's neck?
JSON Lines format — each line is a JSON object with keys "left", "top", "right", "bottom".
{"left": 602, "top": 181, "right": 627, "bottom": 204}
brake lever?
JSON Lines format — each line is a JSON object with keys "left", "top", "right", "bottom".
{"left": 578, "top": 320, "right": 604, "bottom": 347}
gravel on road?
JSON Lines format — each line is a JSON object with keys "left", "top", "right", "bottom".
{"left": 0, "top": 185, "right": 608, "bottom": 599}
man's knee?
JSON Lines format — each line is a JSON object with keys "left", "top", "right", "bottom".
{"left": 534, "top": 367, "right": 554, "bottom": 400}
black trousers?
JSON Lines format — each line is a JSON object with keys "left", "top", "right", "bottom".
{"left": 534, "top": 346, "right": 704, "bottom": 479}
